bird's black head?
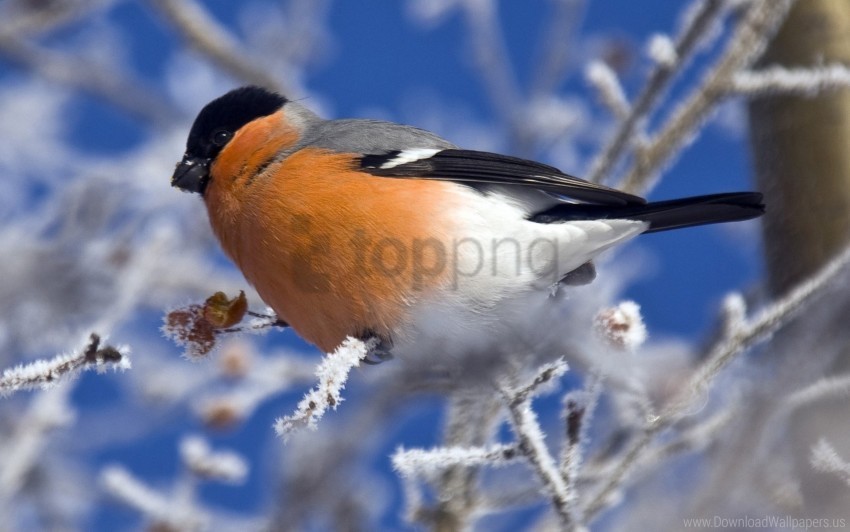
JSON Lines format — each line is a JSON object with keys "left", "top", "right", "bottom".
{"left": 172, "top": 86, "right": 288, "bottom": 194}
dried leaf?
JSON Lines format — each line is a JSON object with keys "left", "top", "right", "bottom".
{"left": 203, "top": 291, "right": 248, "bottom": 328}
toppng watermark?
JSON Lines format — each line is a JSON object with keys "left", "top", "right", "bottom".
{"left": 289, "top": 215, "right": 571, "bottom": 292}
{"left": 682, "top": 515, "right": 847, "bottom": 529}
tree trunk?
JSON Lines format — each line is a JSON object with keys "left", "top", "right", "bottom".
{"left": 747, "top": 0, "right": 850, "bottom": 521}
{"left": 748, "top": 0, "right": 850, "bottom": 294}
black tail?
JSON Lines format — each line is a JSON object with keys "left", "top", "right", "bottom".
{"left": 530, "top": 192, "right": 765, "bottom": 233}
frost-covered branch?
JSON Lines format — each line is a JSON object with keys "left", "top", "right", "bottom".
{"left": 499, "top": 359, "right": 579, "bottom": 529}
{"left": 0, "top": 36, "right": 174, "bottom": 124}
{"left": 730, "top": 64, "right": 850, "bottom": 96}
{"left": 0, "top": 1, "right": 172, "bottom": 124}
{"left": 561, "top": 396, "right": 587, "bottom": 478}
{"left": 754, "top": 373, "right": 850, "bottom": 469}
{"left": 585, "top": 61, "right": 630, "bottom": 120}
{"left": 618, "top": 0, "right": 796, "bottom": 194}
{"left": 642, "top": 406, "right": 735, "bottom": 466}
{"left": 0, "top": 385, "right": 74, "bottom": 502}
{"left": 675, "top": 243, "right": 850, "bottom": 418}
{"left": 531, "top": 0, "right": 584, "bottom": 97}
{"left": 0, "top": 333, "right": 130, "bottom": 396}
{"left": 647, "top": 33, "right": 678, "bottom": 68}
{"left": 393, "top": 443, "right": 520, "bottom": 479}
{"left": 587, "top": 0, "right": 726, "bottom": 183}
{"left": 179, "top": 436, "right": 248, "bottom": 484}
{"left": 584, "top": 241, "right": 850, "bottom": 521}
{"left": 459, "top": 0, "right": 523, "bottom": 135}
{"left": 101, "top": 465, "right": 208, "bottom": 531}
{"left": 783, "top": 374, "right": 850, "bottom": 412}
{"left": 148, "top": 0, "right": 288, "bottom": 93}
{"left": 102, "top": 436, "right": 248, "bottom": 530}
{"left": 508, "top": 358, "right": 570, "bottom": 406}
{"left": 422, "top": 391, "right": 504, "bottom": 530}
{"left": 395, "top": 360, "right": 580, "bottom": 528}
{"left": 0, "top": 0, "right": 114, "bottom": 39}
{"left": 394, "top": 441, "right": 521, "bottom": 528}
{"left": 810, "top": 439, "right": 850, "bottom": 487}
{"left": 274, "top": 337, "right": 377, "bottom": 440}
{"left": 560, "top": 373, "right": 602, "bottom": 513}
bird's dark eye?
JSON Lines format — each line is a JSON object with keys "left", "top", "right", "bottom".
{"left": 211, "top": 130, "right": 232, "bottom": 147}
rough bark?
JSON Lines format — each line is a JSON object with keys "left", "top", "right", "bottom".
{"left": 748, "top": 1, "right": 850, "bottom": 520}
{"left": 748, "top": 0, "right": 850, "bottom": 294}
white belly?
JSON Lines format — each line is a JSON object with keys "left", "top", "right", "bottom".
{"left": 391, "top": 186, "right": 647, "bottom": 363}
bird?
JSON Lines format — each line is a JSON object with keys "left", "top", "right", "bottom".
{"left": 171, "top": 85, "right": 764, "bottom": 362}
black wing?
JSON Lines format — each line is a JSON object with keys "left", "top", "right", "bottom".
{"left": 359, "top": 149, "right": 645, "bottom": 206}
{"left": 531, "top": 192, "right": 765, "bottom": 232}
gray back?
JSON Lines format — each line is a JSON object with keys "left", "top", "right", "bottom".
{"left": 301, "top": 117, "right": 456, "bottom": 154}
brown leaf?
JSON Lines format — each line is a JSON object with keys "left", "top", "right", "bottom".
{"left": 203, "top": 291, "right": 248, "bottom": 329}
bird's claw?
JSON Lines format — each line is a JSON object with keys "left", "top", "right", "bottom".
{"left": 362, "top": 348, "right": 394, "bottom": 365}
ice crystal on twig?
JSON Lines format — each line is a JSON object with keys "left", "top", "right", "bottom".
{"left": 180, "top": 435, "right": 249, "bottom": 484}
{"left": 0, "top": 333, "right": 130, "bottom": 396}
{"left": 811, "top": 439, "right": 850, "bottom": 487}
{"left": 593, "top": 301, "right": 647, "bottom": 352}
{"left": 274, "top": 337, "right": 377, "bottom": 440}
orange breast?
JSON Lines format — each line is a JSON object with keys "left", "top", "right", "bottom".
{"left": 203, "top": 119, "right": 460, "bottom": 351}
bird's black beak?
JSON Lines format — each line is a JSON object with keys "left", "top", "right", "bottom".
{"left": 172, "top": 155, "right": 211, "bottom": 194}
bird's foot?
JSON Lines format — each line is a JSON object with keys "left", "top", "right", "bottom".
{"left": 358, "top": 330, "right": 394, "bottom": 365}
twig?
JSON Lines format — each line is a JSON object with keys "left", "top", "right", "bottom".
{"left": 428, "top": 391, "right": 504, "bottom": 530}
{"left": 585, "top": 61, "right": 630, "bottom": 120}
{"left": 670, "top": 241, "right": 850, "bottom": 419}
{"left": 0, "top": 36, "right": 175, "bottom": 125}
{"left": 811, "top": 439, "right": 850, "bottom": 487}
{"left": 216, "top": 317, "right": 287, "bottom": 335}
{"left": 100, "top": 465, "right": 207, "bottom": 531}
{"left": 531, "top": 0, "right": 585, "bottom": 98}
{"left": 393, "top": 444, "right": 520, "bottom": 479}
{"left": 179, "top": 435, "right": 248, "bottom": 484}
{"left": 504, "top": 393, "right": 577, "bottom": 529}
{"left": 460, "top": 0, "right": 525, "bottom": 145}
{"left": 148, "top": 0, "right": 288, "bottom": 93}
{"left": 587, "top": 0, "right": 727, "bottom": 183}
{"left": 560, "top": 372, "right": 602, "bottom": 515}
{"left": 499, "top": 359, "right": 578, "bottom": 529}
{"left": 752, "top": 373, "right": 850, "bottom": 470}
{"left": 560, "top": 396, "right": 587, "bottom": 523}
{"left": 510, "top": 358, "right": 570, "bottom": 405}
{"left": 647, "top": 33, "right": 678, "bottom": 68}
{"left": 583, "top": 240, "right": 850, "bottom": 521}
{"left": 0, "top": 333, "right": 130, "bottom": 396}
{"left": 0, "top": 0, "right": 115, "bottom": 38}
{"left": 783, "top": 374, "right": 850, "bottom": 412}
{"left": 0, "top": 384, "right": 75, "bottom": 500}
{"left": 730, "top": 64, "right": 850, "bottom": 96}
{"left": 617, "top": 0, "right": 796, "bottom": 194}
{"left": 641, "top": 406, "right": 735, "bottom": 466}
{"left": 274, "top": 337, "right": 377, "bottom": 440}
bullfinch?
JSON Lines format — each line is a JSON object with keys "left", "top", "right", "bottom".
{"left": 171, "top": 85, "right": 764, "bottom": 360}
